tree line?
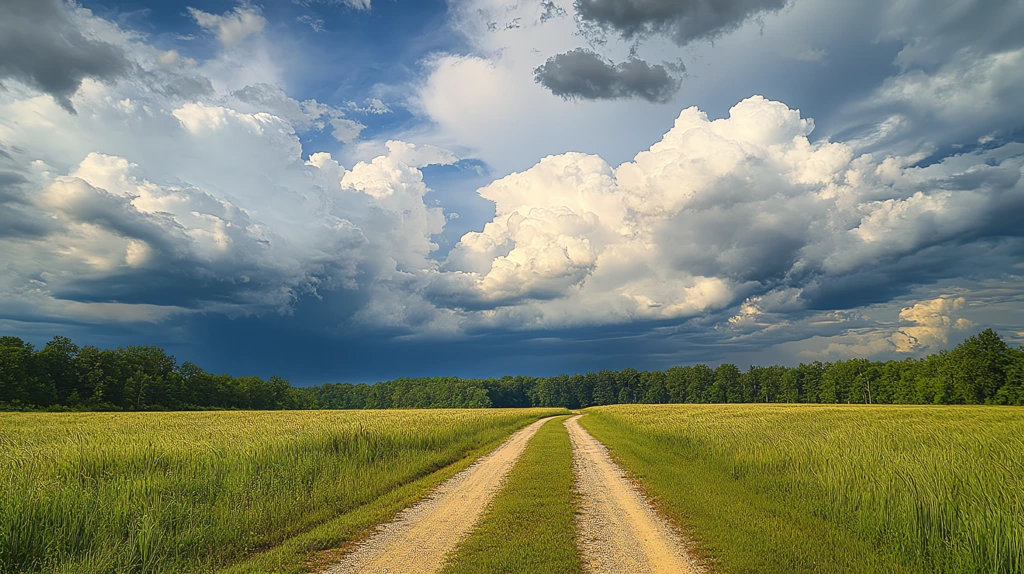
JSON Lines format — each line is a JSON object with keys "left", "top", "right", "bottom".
{"left": 2, "top": 329, "right": 1022, "bottom": 411}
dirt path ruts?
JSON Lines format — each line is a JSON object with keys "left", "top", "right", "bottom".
{"left": 566, "top": 415, "right": 703, "bottom": 574}
{"left": 323, "top": 416, "right": 557, "bottom": 574}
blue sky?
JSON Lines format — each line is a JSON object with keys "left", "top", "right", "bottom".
{"left": 1, "top": 0, "right": 1023, "bottom": 384}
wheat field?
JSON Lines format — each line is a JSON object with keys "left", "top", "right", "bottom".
{"left": 581, "top": 404, "right": 1024, "bottom": 573}
{"left": 0, "top": 409, "right": 561, "bottom": 573}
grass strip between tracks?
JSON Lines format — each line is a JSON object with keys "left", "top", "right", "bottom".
{"left": 442, "top": 416, "right": 581, "bottom": 574}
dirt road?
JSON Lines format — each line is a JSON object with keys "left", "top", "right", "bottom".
{"left": 323, "top": 416, "right": 557, "bottom": 574}
{"left": 565, "top": 415, "right": 703, "bottom": 574}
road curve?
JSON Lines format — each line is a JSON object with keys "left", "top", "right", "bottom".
{"left": 323, "top": 416, "right": 557, "bottom": 574}
{"left": 566, "top": 415, "right": 704, "bottom": 574}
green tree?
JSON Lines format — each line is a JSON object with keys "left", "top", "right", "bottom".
{"left": 0, "top": 337, "right": 36, "bottom": 406}
{"left": 641, "top": 370, "right": 669, "bottom": 404}
{"left": 710, "top": 364, "right": 741, "bottom": 403}
{"left": 947, "top": 329, "right": 1011, "bottom": 404}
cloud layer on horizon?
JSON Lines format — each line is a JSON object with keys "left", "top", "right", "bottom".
{"left": 0, "top": 0, "right": 1023, "bottom": 378}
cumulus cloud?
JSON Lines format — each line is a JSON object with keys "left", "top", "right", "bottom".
{"left": 329, "top": 118, "right": 366, "bottom": 143}
{"left": 384, "top": 141, "right": 458, "bottom": 168}
{"left": 188, "top": 3, "right": 267, "bottom": 48}
{"left": 1, "top": 0, "right": 1022, "bottom": 360}
{"left": 574, "top": 0, "right": 788, "bottom": 45}
{"left": 534, "top": 48, "right": 680, "bottom": 102}
{"left": 231, "top": 82, "right": 366, "bottom": 141}
{"left": 432, "top": 95, "right": 1024, "bottom": 335}
{"left": 0, "top": 6, "right": 447, "bottom": 330}
{"left": 891, "top": 296, "right": 973, "bottom": 352}
{"left": 0, "top": 0, "right": 129, "bottom": 113}
{"left": 806, "top": 295, "right": 975, "bottom": 359}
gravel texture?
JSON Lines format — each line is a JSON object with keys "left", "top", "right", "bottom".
{"left": 566, "top": 415, "right": 704, "bottom": 574}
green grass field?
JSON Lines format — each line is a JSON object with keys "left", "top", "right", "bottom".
{"left": 0, "top": 408, "right": 563, "bottom": 573}
{"left": 580, "top": 404, "right": 1024, "bottom": 573}
{"left": 442, "top": 416, "right": 581, "bottom": 574}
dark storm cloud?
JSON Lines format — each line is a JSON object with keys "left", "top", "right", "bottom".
{"left": 534, "top": 48, "right": 680, "bottom": 102}
{"left": 0, "top": 0, "right": 130, "bottom": 113}
{"left": 574, "top": 0, "right": 787, "bottom": 45}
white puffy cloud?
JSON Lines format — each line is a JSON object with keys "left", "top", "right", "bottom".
{"left": 798, "top": 295, "right": 975, "bottom": 359}
{"left": 188, "top": 4, "right": 267, "bottom": 48}
{"left": 433, "top": 95, "right": 1024, "bottom": 335}
{"left": 891, "top": 296, "right": 973, "bottom": 352}
{"left": 1, "top": 0, "right": 1022, "bottom": 361}
{"left": 384, "top": 141, "right": 458, "bottom": 168}
{"left": 0, "top": 7, "right": 447, "bottom": 328}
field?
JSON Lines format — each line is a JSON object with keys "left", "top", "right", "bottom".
{"left": 580, "top": 404, "right": 1024, "bottom": 573}
{"left": 0, "top": 408, "right": 563, "bottom": 573}
{"left": 4, "top": 404, "right": 1023, "bottom": 574}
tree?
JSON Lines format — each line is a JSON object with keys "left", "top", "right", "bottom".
{"left": 592, "top": 371, "right": 617, "bottom": 405}
{"left": 947, "top": 329, "right": 1011, "bottom": 404}
{"left": 641, "top": 370, "right": 668, "bottom": 404}
{"left": 710, "top": 364, "right": 741, "bottom": 403}
{"left": 616, "top": 369, "right": 641, "bottom": 404}
{"left": 685, "top": 365, "right": 714, "bottom": 403}
{"left": 665, "top": 367, "right": 689, "bottom": 403}
{"left": 1, "top": 329, "right": 1020, "bottom": 411}
{"left": 37, "top": 335, "right": 79, "bottom": 405}
{"left": 995, "top": 348, "right": 1024, "bottom": 405}
{"left": 0, "top": 337, "right": 36, "bottom": 406}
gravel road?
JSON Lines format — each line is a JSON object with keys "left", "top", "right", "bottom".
{"left": 323, "top": 416, "right": 557, "bottom": 574}
{"left": 565, "top": 415, "right": 704, "bottom": 574}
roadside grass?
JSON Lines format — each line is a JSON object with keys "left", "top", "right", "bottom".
{"left": 441, "top": 416, "right": 581, "bottom": 574}
{"left": 0, "top": 408, "right": 565, "bottom": 573}
{"left": 580, "top": 404, "right": 1024, "bottom": 574}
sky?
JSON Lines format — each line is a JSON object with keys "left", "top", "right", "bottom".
{"left": 1, "top": 0, "right": 1023, "bottom": 384}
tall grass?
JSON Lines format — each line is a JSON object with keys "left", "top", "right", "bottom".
{"left": 580, "top": 404, "right": 1024, "bottom": 573}
{"left": 0, "top": 409, "right": 561, "bottom": 573}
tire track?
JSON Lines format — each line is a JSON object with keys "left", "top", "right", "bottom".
{"left": 566, "top": 415, "right": 703, "bottom": 574}
{"left": 323, "top": 416, "right": 557, "bottom": 574}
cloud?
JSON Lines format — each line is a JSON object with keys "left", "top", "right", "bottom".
{"left": 297, "top": 15, "right": 325, "bottom": 32}
{"left": 232, "top": 82, "right": 366, "bottom": 141}
{"left": 0, "top": 0, "right": 129, "bottom": 113}
{"left": 298, "top": 0, "right": 372, "bottom": 10}
{"left": 329, "top": 118, "right": 366, "bottom": 143}
{"left": 574, "top": 0, "right": 788, "bottom": 45}
{"left": 384, "top": 141, "right": 458, "bottom": 168}
{"left": 348, "top": 98, "right": 392, "bottom": 115}
{"left": 891, "top": 296, "right": 973, "bottom": 352}
{"left": 188, "top": 4, "right": 267, "bottom": 48}
{"left": 433, "top": 95, "right": 1024, "bottom": 336}
{"left": 540, "top": 0, "right": 568, "bottom": 23}
{"left": 833, "top": 0, "right": 1024, "bottom": 156}
{"left": 806, "top": 295, "right": 974, "bottom": 359}
{"left": 1, "top": 0, "right": 1023, "bottom": 371}
{"left": 0, "top": 7, "right": 446, "bottom": 329}
{"left": 534, "top": 48, "right": 680, "bottom": 102}
{"left": 869, "top": 48, "right": 1024, "bottom": 138}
